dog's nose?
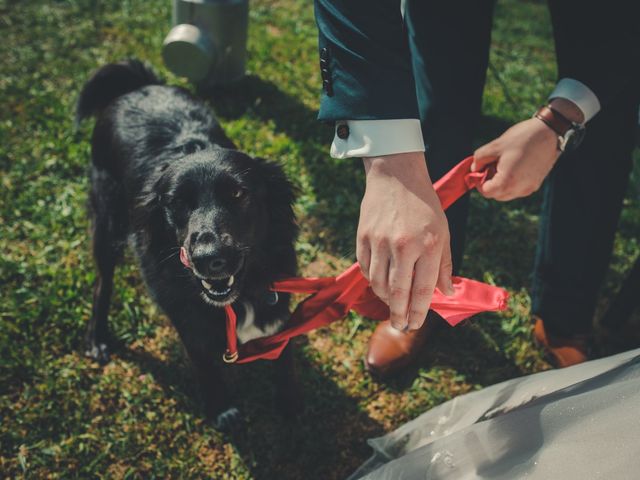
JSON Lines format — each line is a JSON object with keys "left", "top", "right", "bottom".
{"left": 190, "top": 247, "right": 228, "bottom": 276}
{"left": 189, "top": 232, "right": 239, "bottom": 277}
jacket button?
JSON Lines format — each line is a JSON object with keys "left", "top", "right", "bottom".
{"left": 336, "top": 123, "right": 349, "bottom": 139}
{"left": 319, "top": 47, "right": 333, "bottom": 96}
{"left": 323, "top": 78, "right": 333, "bottom": 97}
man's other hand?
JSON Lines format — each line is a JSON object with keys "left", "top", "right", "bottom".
{"left": 472, "top": 118, "right": 560, "bottom": 200}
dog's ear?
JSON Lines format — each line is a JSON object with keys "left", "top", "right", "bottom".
{"left": 132, "top": 168, "right": 172, "bottom": 233}
{"left": 254, "top": 157, "right": 298, "bottom": 247}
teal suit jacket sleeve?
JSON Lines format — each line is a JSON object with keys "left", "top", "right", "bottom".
{"left": 314, "top": 0, "right": 419, "bottom": 122}
{"left": 549, "top": 0, "right": 640, "bottom": 109}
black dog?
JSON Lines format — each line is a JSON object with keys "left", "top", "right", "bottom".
{"left": 76, "top": 60, "right": 301, "bottom": 429}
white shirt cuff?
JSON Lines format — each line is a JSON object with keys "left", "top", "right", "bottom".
{"left": 329, "top": 119, "right": 425, "bottom": 159}
{"left": 548, "top": 78, "right": 601, "bottom": 123}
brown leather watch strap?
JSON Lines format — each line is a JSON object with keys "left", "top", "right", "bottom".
{"left": 534, "top": 105, "right": 573, "bottom": 136}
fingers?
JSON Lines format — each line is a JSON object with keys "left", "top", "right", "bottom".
{"left": 368, "top": 244, "right": 390, "bottom": 303}
{"left": 406, "top": 255, "right": 438, "bottom": 330}
{"left": 476, "top": 150, "right": 515, "bottom": 200}
{"left": 436, "top": 239, "right": 455, "bottom": 296}
{"left": 477, "top": 173, "right": 510, "bottom": 200}
{"left": 387, "top": 253, "right": 415, "bottom": 330}
{"left": 476, "top": 152, "right": 523, "bottom": 201}
{"left": 472, "top": 140, "right": 501, "bottom": 172}
{"left": 474, "top": 138, "right": 517, "bottom": 200}
{"left": 404, "top": 235, "right": 453, "bottom": 330}
{"left": 365, "top": 234, "right": 445, "bottom": 331}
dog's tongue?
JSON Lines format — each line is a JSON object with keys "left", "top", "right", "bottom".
{"left": 179, "top": 247, "right": 190, "bottom": 268}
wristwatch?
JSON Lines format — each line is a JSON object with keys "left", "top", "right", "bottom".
{"left": 534, "top": 105, "right": 585, "bottom": 152}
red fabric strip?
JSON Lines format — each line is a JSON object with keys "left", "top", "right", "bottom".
{"left": 225, "top": 156, "right": 508, "bottom": 364}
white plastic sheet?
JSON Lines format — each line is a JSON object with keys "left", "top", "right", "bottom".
{"left": 349, "top": 348, "right": 640, "bottom": 480}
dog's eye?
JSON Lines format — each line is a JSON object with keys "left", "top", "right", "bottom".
{"left": 232, "top": 187, "right": 245, "bottom": 199}
{"left": 168, "top": 194, "right": 194, "bottom": 210}
{"left": 181, "top": 140, "right": 206, "bottom": 155}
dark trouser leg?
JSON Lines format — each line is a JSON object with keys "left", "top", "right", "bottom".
{"left": 404, "top": 0, "right": 495, "bottom": 273}
{"left": 532, "top": 94, "right": 638, "bottom": 337}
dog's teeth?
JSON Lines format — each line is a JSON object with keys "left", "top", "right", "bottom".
{"left": 227, "top": 275, "right": 235, "bottom": 287}
{"left": 201, "top": 280, "right": 212, "bottom": 289}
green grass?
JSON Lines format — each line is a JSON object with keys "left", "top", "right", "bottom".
{"left": 1, "top": 0, "right": 638, "bottom": 478}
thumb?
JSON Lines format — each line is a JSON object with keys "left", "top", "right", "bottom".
{"left": 476, "top": 168, "right": 509, "bottom": 199}
{"left": 472, "top": 141, "right": 501, "bottom": 172}
{"left": 436, "top": 239, "right": 455, "bottom": 296}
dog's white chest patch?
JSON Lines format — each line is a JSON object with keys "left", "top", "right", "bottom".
{"left": 235, "top": 300, "right": 284, "bottom": 344}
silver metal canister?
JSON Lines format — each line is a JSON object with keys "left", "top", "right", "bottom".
{"left": 162, "top": 0, "right": 248, "bottom": 86}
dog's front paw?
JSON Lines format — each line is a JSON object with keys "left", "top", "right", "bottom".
{"left": 214, "top": 406, "right": 243, "bottom": 433}
{"left": 85, "top": 341, "right": 111, "bottom": 365}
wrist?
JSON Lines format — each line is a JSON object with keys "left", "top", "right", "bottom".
{"left": 533, "top": 105, "right": 586, "bottom": 153}
{"left": 549, "top": 97, "right": 584, "bottom": 125}
{"left": 363, "top": 152, "right": 428, "bottom": 180}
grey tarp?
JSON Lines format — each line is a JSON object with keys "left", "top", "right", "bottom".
{"left": 349, "top": 348, "right": 640, "bottom": 480}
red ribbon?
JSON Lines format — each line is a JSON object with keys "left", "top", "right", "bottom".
{"left": 218, "top": 156, "right": 508, "bottom": 364}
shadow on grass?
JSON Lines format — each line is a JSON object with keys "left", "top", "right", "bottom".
{"left": 200, "top": 74, "right": 331, "bottom": 145}
{"left": 233, "top": 345, "right": 385, "bottom": 480}
{"left": 122, "top": 339, "right": 383, "bottom": 480}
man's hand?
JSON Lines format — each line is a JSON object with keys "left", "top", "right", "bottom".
{"left": 472, "top": 98, "right": 584, "bottom": 201}
{"left": 357, "top": 152, "right": 455, "bottom": 331}
{"left": 472, "top": 118, "right": 560, "bottom": 200}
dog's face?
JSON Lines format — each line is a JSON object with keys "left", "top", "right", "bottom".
{"left": 149, "top": 148, "right": 294, "bottom": 307}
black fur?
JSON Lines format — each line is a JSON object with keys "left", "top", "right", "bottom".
{"left": 77, "top": 60, "right": 301, "bottom": 429}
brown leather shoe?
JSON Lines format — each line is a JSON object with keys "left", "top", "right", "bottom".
{"left": 365, "top": 313, "right": 441, "bottom": 379}
{"left": 533, "top": 317, "right": 590, "bottom": 368}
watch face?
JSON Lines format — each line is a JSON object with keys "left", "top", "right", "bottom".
{"left": 565, "top": 125, "right": 586, "bottom": 152}
{"left": 559, "top": 130, "right": 573, "bottom": 152}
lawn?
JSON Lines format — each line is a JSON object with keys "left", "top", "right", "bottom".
{"left": 1, "top": 0, "right": 638, "bottom": 478}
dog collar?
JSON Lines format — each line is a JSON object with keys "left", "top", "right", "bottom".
{"left": 264, "top": 290, "right": 279, "bottom": 306}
